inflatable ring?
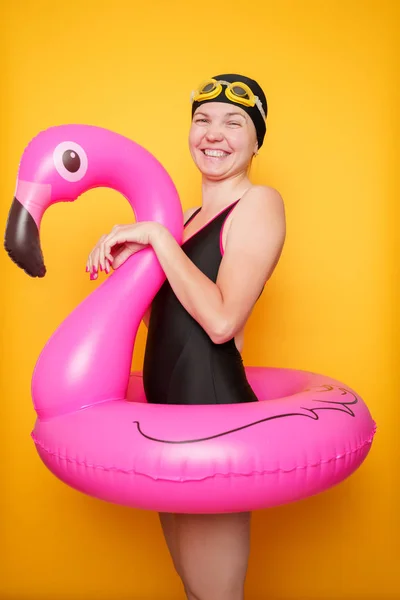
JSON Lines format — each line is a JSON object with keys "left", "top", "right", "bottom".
{"left": 4, "top": 125, "right": 376, "bottom": 513}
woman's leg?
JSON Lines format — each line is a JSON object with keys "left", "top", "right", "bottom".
{"left": 159, "top": 512, "right": 184, "bottom": 577}
{"left": 175, "top": 512, "right": 252, "bottom": 600}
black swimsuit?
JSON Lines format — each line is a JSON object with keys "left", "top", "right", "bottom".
{"left": 143, "top": 200, "right": 259, "bottom": 405}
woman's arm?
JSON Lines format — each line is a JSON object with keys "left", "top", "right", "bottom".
{"left": 149, "top": 186, "right": 286, "bottom": 343}
{"left": 142, "top": 206, "right": 200, "bottom": 329}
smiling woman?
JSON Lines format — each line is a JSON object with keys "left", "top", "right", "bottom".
{"left": 141, "top": 73, "right": 283, "bottom": 600}
{"left": 81, "top": 72, "right": 283, "bottom": 600}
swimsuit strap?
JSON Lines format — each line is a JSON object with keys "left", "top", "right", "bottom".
{"left": 184, "top": 199, "right": 240, "bottom": 229}
{"left": 184, "top": 207, "right": 202, "bottom": 227}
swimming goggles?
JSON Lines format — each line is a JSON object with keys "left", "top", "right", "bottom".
{"left": 190, "top": 78, "right": 266, "bottom": 120}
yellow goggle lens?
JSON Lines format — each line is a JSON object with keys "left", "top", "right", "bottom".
{"left": 192, "top": 79, "right": 222, "bottom": 102}
{"left": 226, "top": 82, "right": 255, "bottom": 107}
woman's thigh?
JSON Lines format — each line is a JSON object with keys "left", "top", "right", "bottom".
{"left": 175, "top": 512, "right": 252, "bottom": 600}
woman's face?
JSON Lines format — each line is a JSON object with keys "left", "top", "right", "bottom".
{"left": 188, "top": 102, "right": 258, "bottom": 180}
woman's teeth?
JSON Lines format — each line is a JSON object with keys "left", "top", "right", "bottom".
{"left": 203, "top": 149, "right": 230, "bottom": 158}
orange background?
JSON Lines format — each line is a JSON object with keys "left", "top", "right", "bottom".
{"left": 0, "top": 1, "right": 398, "bottom": 598}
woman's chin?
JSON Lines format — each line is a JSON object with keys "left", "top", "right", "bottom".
{"left": 199, "top": 167, "right": 231, "bottom": 180}
{"left": 196, "top": 158, "right": 233, "bottom": 178}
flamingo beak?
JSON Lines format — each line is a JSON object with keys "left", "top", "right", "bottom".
{"left": 4, "top": 181, "right": 51, "bottom": 278}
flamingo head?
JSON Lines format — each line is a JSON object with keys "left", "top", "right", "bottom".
{"left": 4, "top": 124, "right": 118, "bottom": 278}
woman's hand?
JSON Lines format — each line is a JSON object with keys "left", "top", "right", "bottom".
{"left": 86, "top": 221, "right": 164, "bottom": 279}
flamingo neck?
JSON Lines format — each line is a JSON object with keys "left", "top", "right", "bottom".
{"left": 32, "top": 134, "right": 182, "bottom": 419}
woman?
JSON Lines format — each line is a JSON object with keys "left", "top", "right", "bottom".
{"left": 87, "top": 73, "right": 286, "bottom": 600}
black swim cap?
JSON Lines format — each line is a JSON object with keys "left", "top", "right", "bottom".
{"left": 191, "top": 73, "right": 268, "bottom": 149}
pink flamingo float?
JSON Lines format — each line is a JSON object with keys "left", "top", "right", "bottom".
{"left": 4, "top": 125, "right": 376, "bottom": 513}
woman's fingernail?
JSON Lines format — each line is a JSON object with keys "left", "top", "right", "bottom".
{"left": 86, "top": 266, "right": 89, "bottom": 272}
{"left": 92, "top": 265, "right": 97, "bottom": 273}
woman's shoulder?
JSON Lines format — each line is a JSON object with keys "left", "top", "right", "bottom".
{"left": 236, "top": 185, "right": 285, "bottom": 222}
{"left": 242, "top": 184, "right": 283, "bottom": 204}
{"left": 225, "top": 185, "right": 286, "bottom": 254}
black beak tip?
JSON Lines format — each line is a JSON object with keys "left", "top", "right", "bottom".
{"left": 4, "top": 241, "right": 47, "bottom": 278}
{"left": 4, "top": 197, "right": 47, "bottom": 278}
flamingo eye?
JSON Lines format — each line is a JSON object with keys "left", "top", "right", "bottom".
{"left": 63, "top": 150, "right": 80, "bottom": 172}
{"left": 53, "top": 141, "right": 88, "bottom": 182}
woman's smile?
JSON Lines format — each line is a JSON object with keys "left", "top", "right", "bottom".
{"left": 201, "top": 148, "right": 232, "bottom": 161}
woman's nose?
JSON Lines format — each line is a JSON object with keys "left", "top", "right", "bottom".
{"left": 205, "top": 126, "right": 224, "bottom": 141}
